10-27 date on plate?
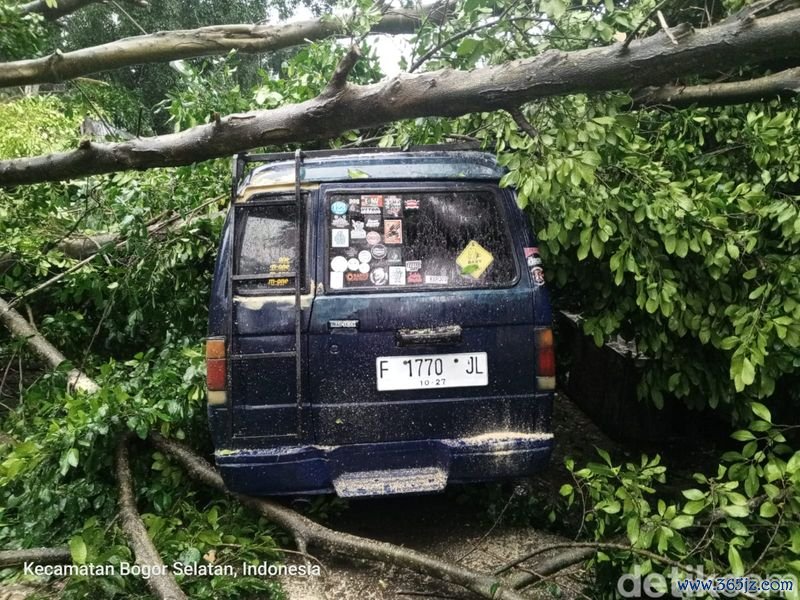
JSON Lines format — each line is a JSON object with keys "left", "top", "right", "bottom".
{"left": 376, "top": 352, "right": 488, "bottom": 391}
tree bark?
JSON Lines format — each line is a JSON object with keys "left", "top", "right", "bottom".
{"left": 116, "top": 436, "right": 188, "bottom": 600}
{"left": 149, "top": 433, "right": 530, "bottom": 600}
{"left": 633, "top": 66, "right": 800, "bottom": 107}
{"left": 0, "top": 5, "right": 443, "bottom": 89}
{"left": 0, "top": 296, "right": 98, "bottom": 393}
{"left": 0, "top": 547, "right": 71, "bottom": 568}
{"left": 2, "top": 8, "right": 800, "bottom": 186}
{"left": 19, "top": 0, "right": 147, "bottom": 21}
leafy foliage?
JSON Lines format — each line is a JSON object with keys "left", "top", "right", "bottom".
{"left": 559, "top": 402, "right": 800, "bottom": 598}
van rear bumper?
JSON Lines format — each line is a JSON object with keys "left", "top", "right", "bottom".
{"left": 214, "top": 432, "right": 554, "bottom": 497}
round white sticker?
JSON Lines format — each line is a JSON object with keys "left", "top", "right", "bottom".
{"left": 330, "top": 256, "right": 348, "bottom": 272}
{"left": 358, "top": 262, "right": 370, "bottom": 273}
{"left": 358, "top": 250, "right": 372, "bottom": 263}
{"left": 347, "top": 258, "right": 360, "bottom": 271}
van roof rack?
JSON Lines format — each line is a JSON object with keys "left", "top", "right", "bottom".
{"left": 237, "top": 142, "right": 483, "bottom": 165}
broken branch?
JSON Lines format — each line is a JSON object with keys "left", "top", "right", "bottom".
{"left": 0, "top": 5, "right": 442, "bottom": 89}
{"left": 0, "top": 296, "right": 98, "bottom": 394}
{"left": 116, "top": 436, "right": 188, "bottom": 600}
{"left": 3, "top": 7, "right": 800, "bottom": 185}
{"left": 633, "top": 66, "right": 800, "bottom": 107}
{"left": 18, "top": 0, "right": 147, "bottom": 21}
{"left": 0, "top": 547, "right": 71, "bottom": 568}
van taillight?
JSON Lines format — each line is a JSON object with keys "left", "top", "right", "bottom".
{"left": 206, "top": 338, "right": 227, "bottom": 404}
{"left": 536, "top": 328, "right": 556, "bottom": 390}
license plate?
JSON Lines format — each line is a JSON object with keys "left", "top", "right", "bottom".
{"left": 376, "top": 352, "right": 488, "bottom": 391}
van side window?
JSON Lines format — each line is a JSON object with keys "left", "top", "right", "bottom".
{"left": 326, "top": 190, "right": 516, "bottom": 290}
{"left": 234, "top": 196, "right": 304, "bottom": 293}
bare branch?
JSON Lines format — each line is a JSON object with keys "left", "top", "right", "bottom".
{"left": 116, "top": 436, "right": 188, "bottom": 600}
{"left": 321, "top": 45, "right": 362, "bottom": 98}
{"left": 633, "top": 66, "right": 800, "bottom": 107}
{"left": 19, "top": 0, "right": 148, "bottom": 21}
{"left": 0, "top": 547, "right": 71, "bottom": 568}
{"left": 0, "top": 5, "right": 444, "bottom": 89}
{"left": 2, "top": 7, "right": 800, "bottom": 185}
{"left": 507, "top": 107, "right": 538, "bottom": 138}
{"left": 657, "top": 10, "right": 680, "bottom": 44}
{"left": 0, "top": 296, "right": 98, "bottom": 393}
{"left": 620, "top": 0, "right": 669, "bottom": 53}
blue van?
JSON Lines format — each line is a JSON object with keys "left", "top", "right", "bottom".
{"left": 205, "top": 146, "right": 555, "bottom": 497}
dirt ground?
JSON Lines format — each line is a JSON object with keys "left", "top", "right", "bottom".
{"left": 281, "top": 393, "right": 621, "bottom": 600}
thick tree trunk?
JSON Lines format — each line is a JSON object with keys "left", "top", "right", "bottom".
{"left": 634, "top": 66, "right": 800, "bottom": 107}
{"left": 0, "top": 5, "right": 443, "bottom": 89}
{"left": 18, "top": 0, "right": 147, "bottom": 21}
{"left": 2, "top": 8, "right": 799, "bottom": 186}
{"left": 0, "top": 296, "right": 98, "bottom": 393}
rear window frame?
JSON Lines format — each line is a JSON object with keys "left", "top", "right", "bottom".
{"left": 232, "top": 193, "right": 311, "bottom": 296}
{"left": 321, "top": 183, "right": 521, "bottom": 295}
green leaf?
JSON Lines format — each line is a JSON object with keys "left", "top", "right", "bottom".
{"left": 759, "top": 502, "right": 778, "bottom": 518}
{"left": 721, "top": 504, "right": 749, "bottom": 518}
{"left": 681, "top": 489, "right": 705, "bottom": 501}
{"left": 669, "top": 515, "right": 693, "bottom": 530}
{"left": 66, "top": 448, "right": 79, "bottom": 468}
{"left": 740, "top": 358, "right": 755, "bottom": 386}
{"left": 69, "top": 536, "right": 87, "bottom": 565}
{"left": 728, "top": 545, "right": 744, "bottom": 576}
{"left": 347, "top": 168, "right": 369, "bottom": 179}
{"left": 683, "top": 500, "right": 706, "bottom": 515}
{"left": 750, "top": 402, "right": 771, "bottom": 423}
{"left": 559, "top": 483, "right": 573, "bottom": 496}
{"left": 626, "top": 517, "right": 640, "bottom": 544}
{"left": 731, "top": 430, "right": 755, "bottom": 442}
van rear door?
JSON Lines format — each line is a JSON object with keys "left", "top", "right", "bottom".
{"left": 308, "top": 182, "right": 541, "bottom": 446}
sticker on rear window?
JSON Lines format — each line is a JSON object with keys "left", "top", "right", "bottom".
{"left": 370, "top": 267, "right": 388, "bottom": 285}
{"left": 456, "top": 240, "right": 494, "bottom": 279}
{"left": 426, "top": 275, "right": 448, "bottom": 285}
{"left": 389, "top": 266, "right": 406, "bottom": 286}
{"left": 331, "top": 201, "right": 348, "bottom": 215}
{"left": 332, "top": 229, "right": 349, "bottom": 248}
{"left": 351, "top": 220, "right": 366, "bottom": 239}
{"left": 330, "top": 271, "right": 344, "bottom": 289}
{"left": 384, "top": 220, "right": 403, "bottom": 244}
{"left": 384, "top": 196, "right": 402, "bottom": 217}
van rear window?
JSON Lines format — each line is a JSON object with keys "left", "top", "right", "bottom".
{"left": 326, "top": 190, "right": 516, "bottom": 291}
{"left": 235, "top": 197, "right": 303, "bottom": 292}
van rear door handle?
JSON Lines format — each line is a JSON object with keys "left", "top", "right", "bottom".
{"left": 396, "top": 325, "right": 462, "bottom": 346}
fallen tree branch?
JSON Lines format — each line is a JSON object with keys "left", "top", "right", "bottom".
{"left": 0, "top": 547, "right": 71, "bottom": 568}
{"left": 633, "top": 66, "right": 800, "bottom": 107}
{"left": 0, "top": 5, "right": 443, "bottom": 89}
{"left": 116, "top": 436, "right": 188, "bottom": 600}
{"left": 2, "top": 7, "right": 800, "bottom": 185}
{"left": 18, "top": 0, "right": 147, "bottom": 21}
{"left": 150, "top": 433, "right": 530, "bottom": 600}
{"left": 0, "top": 296, "right": 98, "bottom": 393}
{"left": 498, "top": 542, "right": 760, "bottom": 599}
{"left": 0, "top": 196, "right": 224, "bottom": 307}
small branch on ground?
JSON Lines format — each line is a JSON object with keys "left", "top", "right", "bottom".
{"left": 0, "top": 547, "right": 71, "bottom": 568}
{"left": 116, "top": 436, "right": 188, "bottom": 600}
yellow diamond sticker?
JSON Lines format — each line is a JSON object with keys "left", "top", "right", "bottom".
{"left": 456, "top": 240, "right": 494, "bottom": 279}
